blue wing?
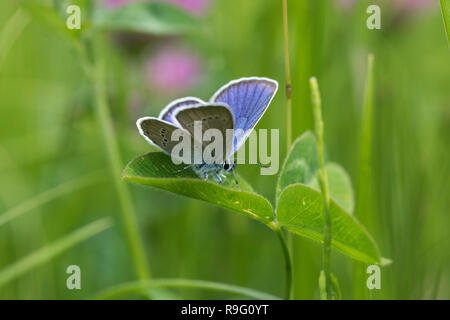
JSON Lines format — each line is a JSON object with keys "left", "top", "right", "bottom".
{"left": 210, "top": 77, "right": 278, "bottom": 157}
{"left": 158, "top": 97, "right": 205, "bottom": 124}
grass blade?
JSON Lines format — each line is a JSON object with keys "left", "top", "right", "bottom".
{"left": 353, "top": 54, "right": 375, "bottom": 299}
{"left": 94, "top": 278, "right": 281, "bottom": 300}
{"left": 0, "top": 217, "right": 113, "bottom": 288}
{"left": 0, "top": 172, "right": 103, "bottom": 228}
{"left": 441, "top": 0, "right": 450, "bottom": 49}
{"left": 0, "top": 9, "right": 29, "bottom": 69}
{"left": 92, "top": 41, "right": 151, "bottom": 280}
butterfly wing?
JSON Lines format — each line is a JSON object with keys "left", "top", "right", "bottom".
{"left": 210, "top": 77, "right": 278, "bottom": 156}
{"left": 158, "top": 97, "right": 205, "bottom": 124}
{"left": 174, "top": 104, "right": 234, "bottom": 164}
{"left": 136, "top": 117, "right": 192, "bottom": 158}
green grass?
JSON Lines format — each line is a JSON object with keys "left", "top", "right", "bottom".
{"left": 0, "top": 0, "right": 448, "bottom": 299}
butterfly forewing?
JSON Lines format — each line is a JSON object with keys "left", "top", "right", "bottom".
{"left": 174, "top": 104, "right": 234, "bottom": 164}
{"left": 211, "top": 77, "right": 278, "bottom": 155}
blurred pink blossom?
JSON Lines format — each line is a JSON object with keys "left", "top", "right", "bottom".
{"left": 393, "top": 0, "right": 435, "bottom": 11}
{"left": 146, "top": 47, "right": 202, "bottom": 94}
{"left": 164, "top": 0, "right": 210, "bottom": 16}
{"left": 103, "top": 0, "right": 139, "bottom": 8}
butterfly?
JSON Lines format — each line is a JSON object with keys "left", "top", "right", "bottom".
{"left": 136, "top": 77, "right": 278, "bottom": 185}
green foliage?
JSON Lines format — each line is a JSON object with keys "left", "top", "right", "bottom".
{"left": 277, "top": 132, "right": 354, "bottom": 212}
{"left": 277, "top": 183, "right": 382, "bottom": 264}
{"left": 123, "top": 153, "right": 274, "bottom": 225}
{"left": 124, "top": 134, "right": 386, "bottom": 266}
{"left": 94, "top": 2, "right": 199, "bottom": 35}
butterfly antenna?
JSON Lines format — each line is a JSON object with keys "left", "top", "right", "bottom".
{"left": 233, "top": 158, "right": 270, "bottom": 168}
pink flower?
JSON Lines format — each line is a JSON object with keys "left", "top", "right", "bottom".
{"left": 103, "top": 0, "right": 140, "bottom": 8}
{"left": 146, "top": 47, "right": 203, "bottom": 94}
{"left": 334, "top": 0, "right": 356, "bottom": 11}
{"left": 164, "top": 0, "right": 210, "bottom": 16}
{"left": 393, "top": 0, "right": 435, "bottom": 11}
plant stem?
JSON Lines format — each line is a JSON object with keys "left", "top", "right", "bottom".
{"left": 354, "top": 54, "right": 375, "bottom": 299}
{"left": 94, "top": 278, "right": 281, "bottom": 300}
{"left": 282, "top": 0, "right": 292, "bottom": 152}
{"left": 309, "top": 77, "right": 332, "bottom": 299}
{"left": 92, "top": 40, "right": 151, "bottom": 280}
{"left": 273, "top": 224, "right": 293, "bottom": 300}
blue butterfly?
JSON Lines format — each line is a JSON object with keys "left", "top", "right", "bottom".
{"left": 137, "top": 77, "right": 278, "bottom": 185}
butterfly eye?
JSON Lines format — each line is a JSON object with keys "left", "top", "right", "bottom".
{"left": 223, "top": 163, "right": 230, "bottom": 170}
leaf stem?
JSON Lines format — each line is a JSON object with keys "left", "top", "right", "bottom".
{"left": 94, "top": 278, "right": 281, "bottom": 300}
{"left": 274, "top": 226, "right": 293, "bottom": 299}
{"left": 282, "top": 0, "right": 292, "bottom": 152}
{"left": 309, "top": 77, "right": 332, "bottom": 299}
{"left": 92, "top": 38, "right": 151, "bottom": 280}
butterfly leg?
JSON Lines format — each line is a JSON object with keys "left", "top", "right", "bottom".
{"left": 214, "top": 173, "right": 223, "bottom": 184}
{"left": 232, "top": 168, "right": 239, "bottom": 186}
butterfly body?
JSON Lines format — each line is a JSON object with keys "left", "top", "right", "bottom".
{"left": 137, "top": 77, "right": 278, "bottom": 184}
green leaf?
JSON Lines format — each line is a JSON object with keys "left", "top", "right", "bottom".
{"left": 441, "top": 0, "right": 450, "bottom": 49}
{"left": 308, "top": 163, "right": 354, "bottom": 213}
{"left": 276, "top": 131, "right": 318, "bottom": 200}
{"left": 94, "top": 2, "right": 199, "bottom": 35}
{"left": 277, "top": 131, "right": 354, "bottom": 212}
{"left": 276, "top": 183, "right": 384, "bottom": 265}
{"left": 123, "top": 153, "right": 274, "bottom": 225}
{"left": 0, "top": 218, "right": 112, "bottom": 287}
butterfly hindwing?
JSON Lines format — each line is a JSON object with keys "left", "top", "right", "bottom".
{"left": 174, "top": 104, "right": 234, "bottom": 164}
{"left": 211, "top": 77, "right": 278, "bottom": 155}
{"left": 158, "top": 97, "right": 205, "bottom": 124}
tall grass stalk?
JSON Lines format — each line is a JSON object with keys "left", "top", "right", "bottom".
{"left": 92, "top": 40, "right": 151, "bottom": 280}
{"left": 310, "top": 77, "right": 332, "bottom": 299}
{"left": 440, "top": 0, "right": 450, "bottom": 49}
{"left": 0, "top": 172, "right": 103, "bottom": 228}
{"left": 353, "top": 54, "right": 375, "bottom": 299}
{"left": 290, "top": 0, "right": 325, "bottom": 299}
{"left": 0, "top": 218, "right": 112, "bottom": 287}
{"left": 282, "top": 0, "right": 292, "bottom": 152}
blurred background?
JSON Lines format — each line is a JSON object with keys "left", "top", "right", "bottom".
{"left": 0, "top": 0, "right": 448, "bottom": 299}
